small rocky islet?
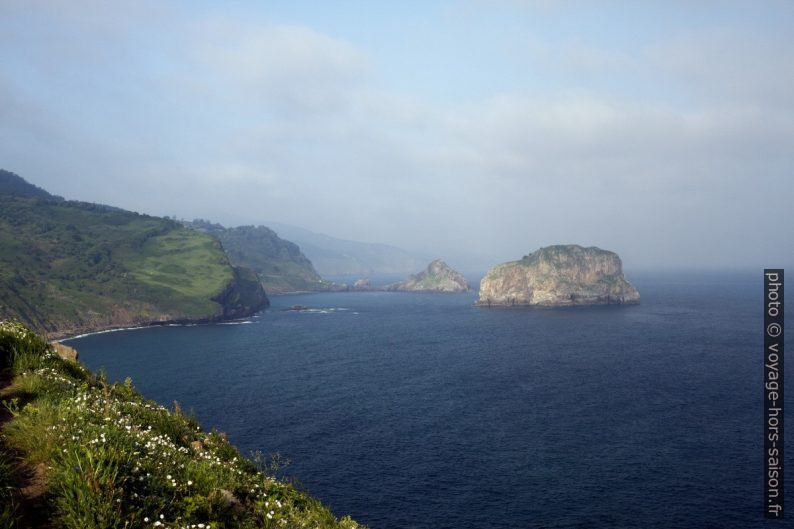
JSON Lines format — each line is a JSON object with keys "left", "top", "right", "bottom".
{"left": 385, "top": 259, "right": 469, "bottom": 293}
{"left": 476, "top": 244, "right": 640, "bottom": 307}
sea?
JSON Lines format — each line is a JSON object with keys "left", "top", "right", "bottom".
{"left": 66, "top": 271, "right": 789, "bottom": 529}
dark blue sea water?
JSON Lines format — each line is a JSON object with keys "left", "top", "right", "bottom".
{"left": 67, "top": 272, "right": 789, "bottom": 529}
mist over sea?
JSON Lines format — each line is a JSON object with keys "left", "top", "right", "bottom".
{"left": 70, "top": 271, "right": 787, "bottom": 529}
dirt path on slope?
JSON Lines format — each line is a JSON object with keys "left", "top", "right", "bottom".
{"left": 0, "top": 374, "right": 52, "bottom": 528}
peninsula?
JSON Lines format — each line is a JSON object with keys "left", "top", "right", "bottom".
{"left": 0, "top": 170, "right": 268, "bottom": 338}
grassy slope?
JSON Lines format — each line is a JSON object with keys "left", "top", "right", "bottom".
{"left": 189, "top": 222, "right": 331, "bottom": 294}
{"left": 0, "top": 321, "right": 365, "bottom": 528}
{"left": 0, "top": 195, "right": 241, "bottom": 336}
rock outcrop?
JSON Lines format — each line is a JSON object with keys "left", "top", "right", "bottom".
{"left": 387, "top": 259, "right": 469, "bottom": 293}
{"left": 476, "top": 245, "right": 639, "bottom": 306}
{"left": 51, "top": 342, "right": 78, "bottom": 362}
{"left": 352, "top": 278, "right": 372, "bottom": 291}
{"left": 212, "top": 266, "right": 270, "bottom": 319}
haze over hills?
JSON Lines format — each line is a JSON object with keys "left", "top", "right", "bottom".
{"left": 266, "top": 222, "right": 427, "bottom": 277}
{"left": 0, "top": 170, "right": 268, "bottom": 337}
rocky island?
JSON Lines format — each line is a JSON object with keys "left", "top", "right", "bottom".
{"left": 477, "top": 245, "right": 640, "bottom": 306}
{"left": 386, "top": 259, "right": 469, "bottom": 293}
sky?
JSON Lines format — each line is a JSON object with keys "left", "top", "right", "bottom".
{"left": 1, "top": 0, "right": 792, "bottom": 270}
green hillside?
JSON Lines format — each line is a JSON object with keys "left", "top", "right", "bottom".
{"left": 0, "top": 172, "right": 268, "bottom": 337}
{"left": 0, "top": 320, "right": 365, "bottom": 528}
{"left": 189, "top": 220, "right": 336, "bottom": 293}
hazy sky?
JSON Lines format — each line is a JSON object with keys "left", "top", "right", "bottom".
{"left": 1, "top": 1, "right": 792, "bottom": 270}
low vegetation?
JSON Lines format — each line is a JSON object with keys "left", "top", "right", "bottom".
{"left": 0, "top": 320, "right": 365, "bottom": 529}
{"left": 0, "top": 172, "right": 266, "bottom": 338}
{"left": 187, "top": 221, "right": 333, "bottom": 294}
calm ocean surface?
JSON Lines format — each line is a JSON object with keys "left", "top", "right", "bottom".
{"left": 67, "top": 272, "right": 788, "bottom": 529}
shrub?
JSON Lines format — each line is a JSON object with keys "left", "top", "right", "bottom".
{"left": 0, "top": 321, "right": 367, "bottom": 528}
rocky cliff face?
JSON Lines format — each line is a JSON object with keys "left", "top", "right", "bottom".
{"left": 212, "top": 266, "right": 270, "bottom": 319}
{"left": 387, "top": 259, "right": 469, "bottom": 293}
{"left": 477, "top": 245, "right": 639, "bottom": 306}
{"left": 352, "top": 278, "right": 373, "bottom": 291}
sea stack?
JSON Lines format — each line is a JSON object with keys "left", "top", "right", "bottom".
{"left": 387, "top": 259, "right": 469, "bottom": 293}
{"left": 477, "top": 245, "right": 639, "bottom": 306}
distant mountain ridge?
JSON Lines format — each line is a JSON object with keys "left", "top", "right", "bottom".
{"left": 266, "top": 222, "right": 426, "bottom": 277}
{"left": 0, "top": 171, "right": 268, "bottom": 337}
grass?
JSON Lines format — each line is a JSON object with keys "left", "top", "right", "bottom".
{"left": 118, "top": 227, "right": 233, "bottom": 316}
{"left": 187, "top": 222, "right": 328, "bottom": 294}
{"left": 518, "top": 244, "right": 616, "bottom": 268}
{"left": 0, "top": 195, "right": 254, "bottom": 336}
{"left": 0, "top": 320, "right": 365, "bottom": 529}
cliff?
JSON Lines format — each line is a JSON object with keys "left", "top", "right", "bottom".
{"left": 188, "top": 221, "right": 337, "bottom": 293}
{"left": 477, "top": 245, "right": 640, "bottom": 306}
{"left": 386, "top": 259, "right": 469, "bottom": 293}
{"left": 211, "top": 265, "right": 270, "bottom": 319}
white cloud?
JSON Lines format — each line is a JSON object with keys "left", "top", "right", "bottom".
{"left": 647, "top": 27, "right": 794, "bottom": 108}
{"left": 188, "top": 17, "right": 371, "bottom": 116}
{"left": 0, "top": 3, "right": 791, "bottom": 268}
